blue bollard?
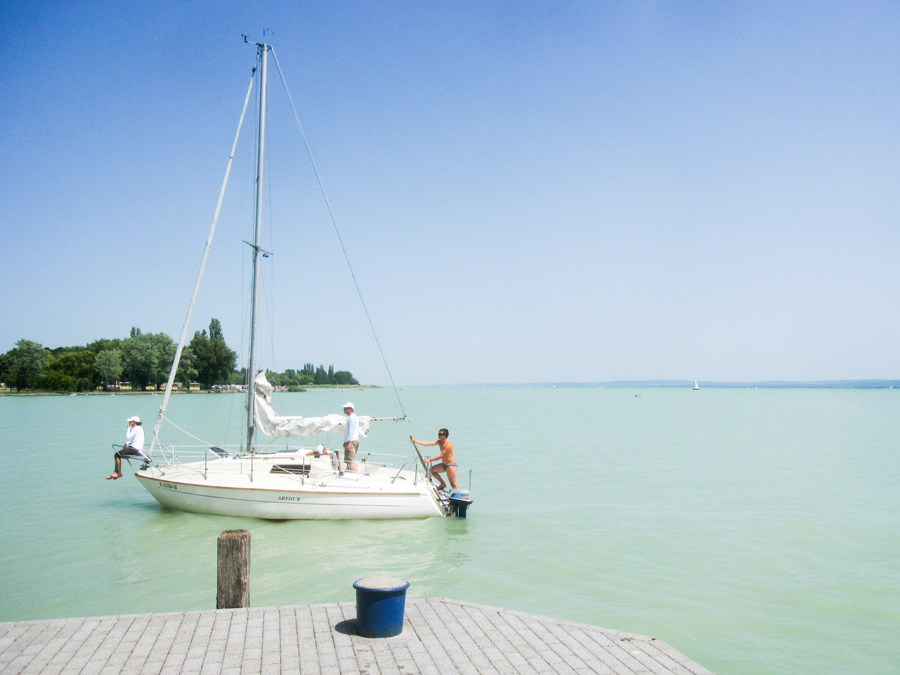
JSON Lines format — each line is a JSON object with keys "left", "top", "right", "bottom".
{"left": 353, "top": 576, "right": 410, "bottom": 638}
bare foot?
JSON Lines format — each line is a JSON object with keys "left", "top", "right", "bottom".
{"left": 106, "top": 473, "right": 121, "bottom": 480}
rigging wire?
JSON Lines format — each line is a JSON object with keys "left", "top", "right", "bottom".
{"left": 147, "top": 63, "right": 257, "bottom": 458}
{"left": 158, "top": 414, "right": 219, "bottom": 448}
{"left": 270, "top": 48, "right": 409, "bottom": 421}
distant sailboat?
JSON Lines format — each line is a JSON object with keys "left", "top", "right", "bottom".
{"left": 693, "top": 381, "right": 700, "bottom": 390}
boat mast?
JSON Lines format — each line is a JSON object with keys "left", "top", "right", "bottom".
{"left": 246, "top": 42, "right": 268, "bottom": 454}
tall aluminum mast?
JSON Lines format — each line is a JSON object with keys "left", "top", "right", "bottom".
{"left": 246, "top": 42, "right": 268, "bottom": 454}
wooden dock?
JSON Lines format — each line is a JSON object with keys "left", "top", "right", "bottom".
{"left": 0, "top": 598, "right": 712, "bottom": 674}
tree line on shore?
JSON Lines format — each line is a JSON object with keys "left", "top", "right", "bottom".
{"left": 0, "top": 318, "right": 359, "bottom": 393}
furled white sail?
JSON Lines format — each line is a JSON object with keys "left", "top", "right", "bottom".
{"left": 252, "top": 371, "right": 372, "bottom": 438}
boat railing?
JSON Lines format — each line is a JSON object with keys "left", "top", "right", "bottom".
{"left": 151, "top": 443, "right": 428, "bottom": 482}
{"left": 151, "top": 444, "right": 244, "bottom": 465}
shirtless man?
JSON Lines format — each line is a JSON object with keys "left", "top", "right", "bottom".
{"left": 411, "top": 429, "right": 457, "bottom": 491}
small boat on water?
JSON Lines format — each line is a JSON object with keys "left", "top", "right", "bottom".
{"left": 127, "top": 42, "right": 462, "bottom": 520}
{"left": 693, "top": 381, "right": 700, "bottom": 390}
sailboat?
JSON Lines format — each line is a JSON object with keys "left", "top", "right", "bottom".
{"left": 693, "top": 381, "right": 700, "bottom": 390}
{"left": 131, "top": 43, "right": 449, "bottom": 520}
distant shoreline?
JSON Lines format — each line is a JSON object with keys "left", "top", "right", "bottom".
{"left": 2, "top": 380, "right": 898, "bottom": 396}
{"left": 0, "top": 385, "right": 377, "bottom": 397}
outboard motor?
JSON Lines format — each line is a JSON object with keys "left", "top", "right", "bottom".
{"left": 448, "top": 489, "right": 472, "bottom": 518}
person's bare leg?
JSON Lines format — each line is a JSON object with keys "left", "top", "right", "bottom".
{"left": 446, "top": 465, "right": 458, "bottom": 490}
{"left": 343, "top": 444, "right": 359, "bottom": 472}
{"left": 431, "top": 465, "right": 447, "bottom": 490}
{"left": 107, "top": 454, "right": 122, "bottom": 479}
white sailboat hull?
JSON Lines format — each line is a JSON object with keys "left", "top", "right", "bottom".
{"left": 139, "top": 47, "right": 465, "bottom": 522}
{"left": 134, "top": 454, "right": 445, "bottom": 520}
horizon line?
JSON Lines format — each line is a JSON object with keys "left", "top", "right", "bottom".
{"left": 402, "top": 378, "right": 900, "bottom": 389}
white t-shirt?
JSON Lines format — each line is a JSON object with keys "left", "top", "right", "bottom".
{"left": 126, "top": 425, "right": 145, "bottom": 452}
{"left": 344, "top": 413, "right": 359, "bottom": 443}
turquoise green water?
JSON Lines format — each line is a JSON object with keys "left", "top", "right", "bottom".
{"left": 1, "top": 387, "right": 898, "bottom": 673}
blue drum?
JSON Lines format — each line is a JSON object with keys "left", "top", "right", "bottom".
{"left": 353, "top": 577, "right": 410, "bottom": 638}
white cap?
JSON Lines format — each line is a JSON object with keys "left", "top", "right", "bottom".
{"left": 316, "top": 444, "right": 325, "bottom": 452}
{"left": 342, "top": 402, "right": 354, "bottom": 410}
{"left": 127, "top": 416, "right": 141, "bottom": 423}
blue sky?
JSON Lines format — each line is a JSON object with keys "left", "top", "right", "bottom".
{"left": 2, "top": 1, "right": 898, "bottom": 385}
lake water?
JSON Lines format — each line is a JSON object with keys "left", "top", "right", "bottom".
{"left": 1, "top": 386, "right": 898, "bottom": 673}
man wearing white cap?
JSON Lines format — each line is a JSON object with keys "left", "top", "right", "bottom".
{"left": 342, "top": 402, "right": 359, "bottom": 472}
{"left": 107, "top": 416, "right": 145, "bottom": 479}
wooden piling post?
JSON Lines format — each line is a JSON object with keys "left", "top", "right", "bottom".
{"left": 217, "top": 529, "right": 250, "bottom": 609}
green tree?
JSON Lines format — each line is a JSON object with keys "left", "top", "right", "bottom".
{"left": 310, "top": 364, "right": 343, "bottom": 385}
{"left": 298, "top": 363, "right": 315, "bottom": 385}
{"left": 122, "top": 331, "right": 175, "bottom": 390}
{"left": 209, "top": 318, "right": 224, "bottom": 341}
{"left": 314, "top": 365, "right": 328, "bottom": 384}
{"left": 95, "top": 348, "right": 124, "bottom": 387}
{"left": 0, "top": 351, "right": 12, "bottom": 387}
{"left": 175, "top": 345, "right": 198, "bottom": 387}
{"left": 48, "top": 345, "right": 84, "bottom": 357}
{"left": 333, "top": 370, "right": 359, "bottom": 385}
{"left": 87, "top": 338, "right": 122, "bottom": 355}
{"left": 278, "top": 369, "right": 310, "bottom": 387}
{"left": 230, "top": 367, "right": 247, "bottom": 386}
{"left": 189, "top": 318, "right": 237, "bottom": 389}
{"left": 45, "top": 350, "right": 95, "bottom": 392}
{"left": 8, "top": 339, "right": 48, "bottom": 391}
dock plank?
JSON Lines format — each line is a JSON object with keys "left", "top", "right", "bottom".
{"left": 0, "top": 599, "right": 712, "bottom": 674}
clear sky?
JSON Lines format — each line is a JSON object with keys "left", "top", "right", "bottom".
{"left": 2, "top": 1, "right": 898, "bottom": 385}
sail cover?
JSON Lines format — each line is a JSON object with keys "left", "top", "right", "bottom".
{"left": 253, "top": 372, "right": 373, "bottom": 438}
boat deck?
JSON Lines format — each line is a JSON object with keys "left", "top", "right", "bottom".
{"left": 0, "top": 598, "right": 711, "bottom": 674}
